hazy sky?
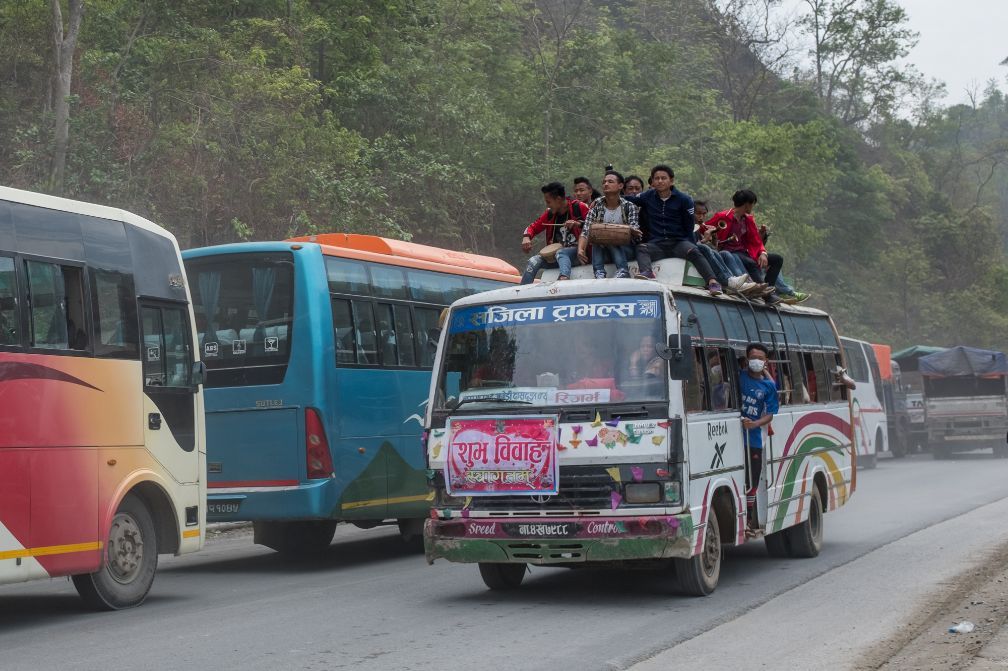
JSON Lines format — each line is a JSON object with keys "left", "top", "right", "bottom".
{"left": 900, "top": 0, "right": 1006, "bottom": 104}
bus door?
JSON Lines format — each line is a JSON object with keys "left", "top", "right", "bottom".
{"left": 140, "top": 301, "right": 199, "bottom": 484}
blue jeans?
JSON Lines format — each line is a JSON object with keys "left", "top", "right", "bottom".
{"left": 720, "top": 249, "right": 792, "bottom": 293}
{"left": 592, "top": 245, "right": 635, "bottom": 277}
{"left": 695, "top": 244, "right": 735, "bottom": 285}
{"left": 521, "top": 246, "right": 578, "bottom": 284}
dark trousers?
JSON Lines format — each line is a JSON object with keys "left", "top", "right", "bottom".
{"left": 636, "top": 239, "right": 716, "bottom": 284}
{"left": 729, "top": 251, "right": 783, "bottom": 287}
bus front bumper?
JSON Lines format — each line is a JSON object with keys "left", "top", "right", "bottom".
{"left": 424, "top": 513, "right": 695, "bottom": 565}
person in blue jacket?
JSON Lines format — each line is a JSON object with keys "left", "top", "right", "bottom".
{"left": 739, "top": 343, "right": 779, "bottom": 505}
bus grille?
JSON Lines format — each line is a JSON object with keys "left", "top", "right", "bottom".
{"left": 470, "top": 467, "right": 617, "bottom": 513}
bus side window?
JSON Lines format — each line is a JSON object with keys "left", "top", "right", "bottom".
{"left": 811, "top": 353, "right": 832, "bottom": 402}
{"left": 0, "top": 256, "right": 17, "bottom": 346}
{"left": 788, "top": 351, "right": 810, "bottom": 404}
{"left": 705, "top": 346, "right": 734, "bottom": 410}
{"left": 25, "top": 259, "right": 87, "bottom": 351}
{"left": 392, "top": 304, "right": 416, "bottom": 366}
{"left": 331, "top": 298, "right": 356, "bottom": 364}
{"left": 830, "top": 352, "right": 848, "bottom": 402}
{"left": 375, "top": 303, "right": 398, "bottom": 366}
{"left": 802, "top": 353, "right": 818, "bottom": 403}
{"left": 90, "top": 268, "right": 138, "bottom": 358}
{"left": 684, "top": 346, "right": 706, "bottom": 413}
{"left": 413, "top": 307, "right": 441, "bottom": 368}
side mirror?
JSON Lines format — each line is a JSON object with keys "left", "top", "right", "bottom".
{"left": 657, "top": 334, "right": 694, "bottom": 380}
{"left": 191, "top": 360, "right": 207, "bottom": 387}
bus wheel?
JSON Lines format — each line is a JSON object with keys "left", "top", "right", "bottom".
{"left": 764, "top": 530, "right": 790, "bottom": 558}
{"left": 72, "top": 494, "right": 158, "bottom": 610}
{"left": 478, "top": 562, "right": 526, "bottom": 590}
{"left": 253, "top": 520, "right": 336, "bottom": 557}
{"left": 675, "top": 513, "right": 721, "bottom": 596}
{"left": 784, "top": 487, "right": 823, "bottom": 558}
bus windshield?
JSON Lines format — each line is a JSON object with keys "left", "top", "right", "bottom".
{"left": 186, "top": 252, "right": 295, "bottom": 385}
{"left": 437, "top": 294, "right": 667, "bottom": 411}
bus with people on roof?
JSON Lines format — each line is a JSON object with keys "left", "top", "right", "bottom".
{"left": 422, "top": 256, "right": 855, "bottom": 594}
{"left": 181, "top": 234, "right": 519, "bottom": 554}
{"left": 0, "top": 186, "right": 206, "bottom": 609}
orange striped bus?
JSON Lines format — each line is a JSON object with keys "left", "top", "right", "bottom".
{"left": 181, "top": 234, "right": 518, "bottom": 554}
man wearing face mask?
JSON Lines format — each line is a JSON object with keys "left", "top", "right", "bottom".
{"left": 739, "top": 344, "right": 779, "bottom": 509}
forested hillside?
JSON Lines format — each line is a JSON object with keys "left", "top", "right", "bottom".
{"left": 1, "top": 0, "right": 1007, "bottom": 348}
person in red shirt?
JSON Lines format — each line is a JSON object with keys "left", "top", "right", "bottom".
{"left": 520, "top": 182, "right": 590, "bottom": 283}
{"left": 699, "top": 189, "right": 784, "bottom": 305}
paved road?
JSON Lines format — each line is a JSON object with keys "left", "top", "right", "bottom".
{"left": 3, "top": 452, "right": 1008, "bottom": 671}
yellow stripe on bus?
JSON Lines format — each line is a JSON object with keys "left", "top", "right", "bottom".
{"left": 182, "top": 529, "right": 201, "bottom": 539}
{"left": 341, "top": 493, "right": 432, "bottom": 511}
{"left": 0, "top": 541, "right": 103, "bottom": 561}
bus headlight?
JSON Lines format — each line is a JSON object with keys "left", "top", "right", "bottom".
{"left": 624, "top": 483, "right": 662, "bottom": 504}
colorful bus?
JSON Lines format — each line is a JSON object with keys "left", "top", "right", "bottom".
{"left": 840, "top": 336, "right": 888, "bottom": 469}
{"left": 423, "top": 259, "right": 854, "bottom": 594}
{"left": 0, "top": 186, "right": 205, "bottom": 609}
{"left": 181, "top": 234, "right": 519, "bottom": 554}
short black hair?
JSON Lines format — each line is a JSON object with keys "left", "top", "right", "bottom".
{"left": 625, "top": 174, "right": 644, "bottom": 189}
{"left": 573, "top": 176, "right": 593, "bottom": 188}
{"left": 541, "top": 182, "right": 566, "bottom": 198}
{"left": 694, "top": 199, "right": 708, "bottom": 210}
{"left": 746, "top": 343, "right": 769, "bottom": 357}
{"left": 603, "top": 170, "right": 624, "bottom": 185}
{"left": 732, "top": 189, "right": 758, "bottom": 207}
{"left": 649, "top": 164, "right": 674, "bottom": 183}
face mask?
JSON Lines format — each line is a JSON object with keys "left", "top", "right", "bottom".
{"left": 748, "top": 358, "right": 766, "bottom": 374}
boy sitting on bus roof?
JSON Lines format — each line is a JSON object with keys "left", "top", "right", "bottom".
{"left": 576, "top": 170, "right": 641, "bottom": 279}
{"left": 520, "top": 182, "right": 590, "bottom": 284}
{"left": 623, "top": 165, "right": 723, "bottom": 296}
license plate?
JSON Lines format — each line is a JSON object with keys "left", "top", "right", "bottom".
{"left": 207, "top": 500, "right": 242, "bottom": 516}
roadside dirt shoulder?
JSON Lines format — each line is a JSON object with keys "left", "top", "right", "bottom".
{"left": 856, "top": 541, "right": 1008, "bottom": 671}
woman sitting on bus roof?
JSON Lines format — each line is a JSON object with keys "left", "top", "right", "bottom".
{"left": 576, "top": 170, "right": 641, "bottom": 279}
{"left": 520, "top": 182, "right": 590, "bottom": 284}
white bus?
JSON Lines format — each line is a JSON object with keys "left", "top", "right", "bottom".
{"left": 422, "top": 258, "right": 855, "bottom": 595}
{"left": 0, "top": 186, "right": 206, "bottom": 609}
{"left": 840, "top": 336, "right": 888, "bottom": 469}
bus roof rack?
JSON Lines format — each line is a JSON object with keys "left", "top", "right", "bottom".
{"left": 287, "top": 233, "right": 520, "bottom": 277}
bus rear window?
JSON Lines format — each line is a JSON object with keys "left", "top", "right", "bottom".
{"left": 185, "top": 253, "right": 295, "bottom": 386}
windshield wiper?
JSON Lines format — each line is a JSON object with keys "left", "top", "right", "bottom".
{"left": 447, "top": 396, "right": 533, "bottom": 411}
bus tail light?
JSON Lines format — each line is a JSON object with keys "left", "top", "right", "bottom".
{"left": 305, "top": 408, "right": 334, "bottom": 479}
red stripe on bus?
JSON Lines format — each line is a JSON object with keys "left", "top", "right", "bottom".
{"left": 208, "top": 480, "right": 300, "bottom": 488}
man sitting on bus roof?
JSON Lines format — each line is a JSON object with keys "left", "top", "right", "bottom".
{"left": 577, "top": 170, "right": 641, "bottom": 279}
{"left": 520, "top": 182, "right": 590, "bottom": 284}
{"left": 623, "top": 165, "right": 723, "bottom": 295}
{"left": 740, "top": 343, "right": 779, "bottom": 517}
{"left": 700, "top": 190, "right": 784, "bottom": 305}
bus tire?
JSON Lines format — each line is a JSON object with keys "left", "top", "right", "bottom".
{"left": 478, "top": 562, "right": 526, "bottom": 590}
{"left": 675, "top": 513, "right": 721, "bottom": 596}
{"left": 784, "top": 487, "right": 823, "bottom": 558}
{"left": 253, "top": 520, "right": 336, "bottom": 557}
{"left": 72, "top": 493, "right": 158, "bottom": 610}
{"left": 764, "top": 530, "right": 790, "bottom": 558}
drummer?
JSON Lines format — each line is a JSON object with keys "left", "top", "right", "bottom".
{"left": 520, "top": 182, "right": 591, "bottom": 284}
{"left": 576, "top": 170, "right": 641, "bottom": 279}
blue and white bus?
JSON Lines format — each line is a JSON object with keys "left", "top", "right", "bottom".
{"left": 181, "top": 234, "right": 519, "bottom": 553}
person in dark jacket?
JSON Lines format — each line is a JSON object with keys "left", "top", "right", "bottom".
{"left": 623, "top": 165, "right": 722, "bottom": 295}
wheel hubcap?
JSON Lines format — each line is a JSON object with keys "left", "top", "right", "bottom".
{"left": 107, "top": 512, "right": 143, "bottom": 584}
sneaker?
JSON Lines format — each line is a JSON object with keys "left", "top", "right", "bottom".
{"left": 742, "top": 282, "right": 766, "bottom": 297}
{"left": 760, "top": 285, "right": 777, "bottom": 297}
{"left": 594, "top": 270, "right": 607, "bottom": 280}
{"left": 707, "top": 281, "right": 723, "bottom": 296}
{"left": 726, "top": 275, "right": 749, "bottom": 291}
{"left": 615, "top": 269, "right": 631, "bottom": 279}
{"left": 763, "top": 293, "right": 782, "bottom": 306}
{"left": 558, "top": 275, "right": 570, "bottom": 281}
{"left": 781, "top": 290, "right": 810, "bottom": 304}
{"left": 634, "top": 271, "right": 656, "bottom": 280}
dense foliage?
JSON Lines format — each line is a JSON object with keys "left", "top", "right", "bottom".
{"left": 1, "top": 0, "right": 1006, "bottom": 349}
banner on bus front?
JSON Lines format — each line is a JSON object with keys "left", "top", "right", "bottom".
{"left": 444, "top": 415, "right": 559, "bottom": 496}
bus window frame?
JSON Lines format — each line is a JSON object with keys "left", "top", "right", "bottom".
{"left": 20, "top": 252, "right": 93, "bottom": 357}
{"left": 139, "top": 297, "right": 197, "bottom": 392}
{"left": 0, "top": 253, "right": 23, "bottom": 350}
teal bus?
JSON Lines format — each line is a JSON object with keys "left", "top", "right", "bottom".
{"left": 181, "top": 234, "right": 519, "bottom": 553}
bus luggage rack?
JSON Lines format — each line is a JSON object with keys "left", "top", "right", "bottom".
{"left": 471, "top": 467, "right": 616, "bottom": 514}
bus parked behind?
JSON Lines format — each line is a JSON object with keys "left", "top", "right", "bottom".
{"left": 182, "top": 234, "right": 519, "bottom": 554}
{"left": 423, "top": 258, "right": 854, "bottom": 595}
{"left": 0, "top": 186, "right": 205, "bottom": 609}
{"left": 840, "top": 336, "right": 888, "bottom": 468}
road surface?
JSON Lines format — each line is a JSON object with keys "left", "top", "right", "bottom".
{"left": 2, "top": 453, "right": 1008, "bottom": 670}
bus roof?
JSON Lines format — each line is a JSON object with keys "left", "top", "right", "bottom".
{"left": 0, "top": 185, "right": 177, "bottom": 243}
{"left": 287, "top": 233, "right": 520, "bottom": 281}
{"left": 448, "top": 272, "right": 830, "bottom": 320}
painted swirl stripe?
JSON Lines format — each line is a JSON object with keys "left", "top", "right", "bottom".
{"left": 0, "top": 361, "right": 102, "bottom": 391}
